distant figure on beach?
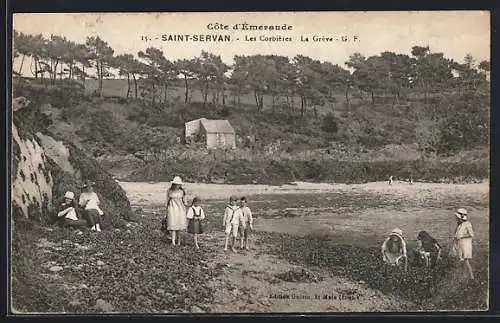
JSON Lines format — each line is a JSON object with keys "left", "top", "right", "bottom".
{"left": 186, "top": 197, "right": 205, "bottom": 249}
{"left": 79, "top": 180, "right": 104, "bottom": 232}
{"left": 389, "top": 176, "right": 394, "bottom": 185}
{"left": 166, "top": 176, "right": 187, "bottom": 246}
{"left": 449, "top": 208, "right": 475, "bottom": 280}
{"left": 381, "top": 228, "right": 408, "bottom": 274}
{"left": 409, "top": 176, "right": 414, "bottom": 185}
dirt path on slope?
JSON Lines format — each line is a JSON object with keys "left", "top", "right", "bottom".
{"left": 199, "top": 231, "right": 413, "bottom": 313}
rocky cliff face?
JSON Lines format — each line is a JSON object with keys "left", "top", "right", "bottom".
{"left": 12, "top": 97, "right": 53, "bottom": 219}
{"left": 11, "top": 96, "right": 134, "bottom": 226}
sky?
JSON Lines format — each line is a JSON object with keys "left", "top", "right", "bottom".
{"left": 12, "top": 11, "right": 490, "bottom": 75}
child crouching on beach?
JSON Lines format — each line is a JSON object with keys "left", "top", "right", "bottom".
{"left": 381, "top": 228, "right": 408, "bottom": 274}
{"left": 187, "top": 197, "right": 205, "bottom": 249}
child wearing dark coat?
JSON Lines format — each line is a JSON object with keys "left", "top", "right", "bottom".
{"left": 413, "top": 230, "right": 442, "bottom": 269}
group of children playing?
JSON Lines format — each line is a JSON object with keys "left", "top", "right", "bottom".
{"left": 168, "top": 194, "right": 254, "bottom": 252}
{"left": 56, "top": 175, "right": 475, "bottom": 280}
{"left": 381, "top": 207, "right": 475, "bottom": 279}
{"left": 162, "top": 176, "right": 253, "bottom": 251}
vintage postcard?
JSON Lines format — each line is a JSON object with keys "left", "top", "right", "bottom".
{"left": 10, "top": 11, "right": 490, "bottom": 314}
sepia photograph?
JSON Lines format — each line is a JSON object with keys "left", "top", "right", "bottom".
{"left": 10, "top": 11, "right": 490, "bottom": 313}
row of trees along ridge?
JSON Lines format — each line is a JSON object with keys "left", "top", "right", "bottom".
{"left": 13, "top": 31, "right": 489, "bottom": 115}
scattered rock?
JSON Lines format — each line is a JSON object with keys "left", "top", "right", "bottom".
{"left": 49, "top": 265, "right": 64, "bottom": 272}
{"left": 275, "top": 268, "right": 321, "bottom": 283}
{"left": 95, "top": 299, "right": 114, "bottom": 312}
{"left": 97, "top": 260, "right": 105, "bottom": 266}
{"left": 69, "top": 300, "right": 82, "bottom": 308}
{"left": 37, "top": 238, "right": 55, "bottom": 249}
{"left": 259, "top": 297, "right": 271, "bottom": 306}
{"left": 190, "top": 305, "right": 205, "bottom": 313}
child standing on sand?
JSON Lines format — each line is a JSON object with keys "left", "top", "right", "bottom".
{"left": 238, "top": 197, "right": 254, "bottom": 250}
{"left": 450, "top": 208, "right": 475, "bottom": 280}
{"left": 223, "top": 196, "right": 241, "bottom": 252}
{"left": 187, "top": 197, "right": 205, "bottom": 249}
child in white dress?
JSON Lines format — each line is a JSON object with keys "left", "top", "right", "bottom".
{"left": 223, "top": 196, "right": 241, "bottom": 252}
{"left": 450, "top": 208, "right": 474, "bottom": 279}
{"left": 238, "top": 197, "right": 254, "bottom": 250}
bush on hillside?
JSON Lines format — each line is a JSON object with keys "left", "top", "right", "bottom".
{"left": 321, "top": 113, "right": 339, "bottom": 133}
{"left": 125, "top": 156, "right": 488, "bottom": 185}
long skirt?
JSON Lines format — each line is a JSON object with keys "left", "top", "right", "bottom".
{"left": 166, "top": 199, "right": 187, "bottom": 231}
{"left": 450, "top": 238, "right": 472, "bottom": 260}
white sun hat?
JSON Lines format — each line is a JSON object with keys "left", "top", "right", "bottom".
{"left": 390, "top": 228, "right": 404, "bottom": 241}
{"left": 64, "top": 191, "right": 75, "bottom": 200}
{"left": 172, "top": 176, "right": 183, "bottom": 185}
{"left": 455, "top": 208, "right": 468, "bottom": 221}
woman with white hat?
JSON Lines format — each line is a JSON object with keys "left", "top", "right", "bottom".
{"left": 381, "top": 228, "right": 408, "bottom": 274}
{"left": 450, "top": 208, "right": 474, "bottom": 279}
{"left": 165, "top": 176, "right": 188, "bottom": 245}
{"left": 56, "top": 191, "right": 87, "bottom": 229}
{"left": 78, "top": 180, "right": 104, "bottom": 232}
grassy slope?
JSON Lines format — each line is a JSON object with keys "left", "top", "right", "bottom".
{"left": 14, "top": 79, "right": 489, "bottom": 184}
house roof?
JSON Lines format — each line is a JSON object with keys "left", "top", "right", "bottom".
{"left": 185, "top": 117, "right": 207, "bottom": 126}
{"left": 200, "top": 119, "right": 235, "bottom": 134}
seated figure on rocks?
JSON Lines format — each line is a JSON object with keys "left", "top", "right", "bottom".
{"left": 56, "top": 191, "right": 87, "bottom": 229}
{"left": 78, "top": 180, "right": 104, "bottom": 232}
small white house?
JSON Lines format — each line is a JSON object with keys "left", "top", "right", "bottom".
{"left": 185, "top": 118, "right": 236, "bottom": 149}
